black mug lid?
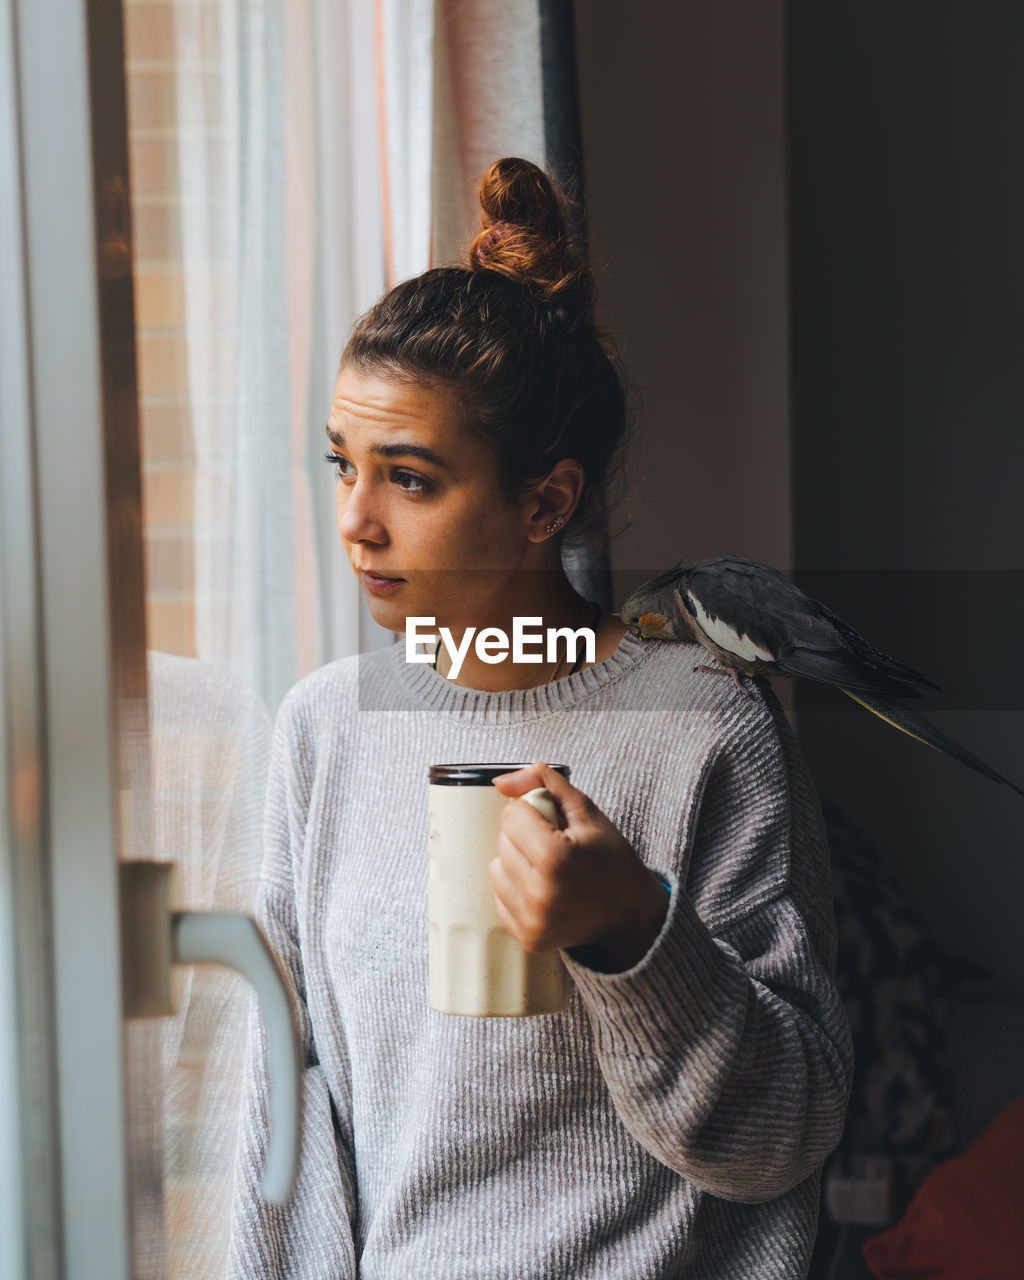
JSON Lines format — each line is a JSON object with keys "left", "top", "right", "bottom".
{"left": 428, "top": 762, "right": 571, "bottom": 785}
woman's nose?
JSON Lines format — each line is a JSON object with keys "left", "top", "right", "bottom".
{"left": 336, "top": 478, "right": 387, "bottom": 545}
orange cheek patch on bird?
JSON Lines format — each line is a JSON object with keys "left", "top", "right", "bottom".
{"left": 638, "top": 612, "right": 667, "bottom": 634}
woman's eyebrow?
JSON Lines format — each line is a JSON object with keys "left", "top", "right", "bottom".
{"left": 325, "top": 427, "right": 451, "bottom": 470}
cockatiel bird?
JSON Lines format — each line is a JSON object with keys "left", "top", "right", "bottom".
{"left": 619, "top": 554, "right": 1024, "bottom": 798}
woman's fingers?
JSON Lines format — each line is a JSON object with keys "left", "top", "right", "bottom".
{"left": 490, "top": 763, "right": 660, "bottom": 958}
{"left": 489, "top": 832, "right": 556, "bottom": 952}
{"left": 498, "top": 795, "right": 569, "bottom": 868}
{"left": 492, "top": 887, "right": 551, "bottom": 954}
{"left": 492, "top": 889, "right": 523, "bottom": 948}
{"left": 490, "top": 764, "right": 545, "bottom": 797}
{"left": 491, "top": 760, "right": 598, "bottom": 831}
{"left": 491, "top": 828, "right": 532, "bottom": 888}
{"left": 527, "top": 761, "right": 597, "bottom": 827}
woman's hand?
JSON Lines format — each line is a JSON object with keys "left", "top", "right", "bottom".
{"left": 489, "top": 761, "right": 669, "bottom": 973}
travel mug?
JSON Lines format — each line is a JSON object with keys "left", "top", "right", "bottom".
{"left": 427, "top": 763, "right": 571, "bottom": 1016}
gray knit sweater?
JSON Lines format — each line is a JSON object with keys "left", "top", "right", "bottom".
{"left": 227, "top": 631, "right": 853, "bottom": 1279}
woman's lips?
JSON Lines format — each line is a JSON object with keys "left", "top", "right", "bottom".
{"left": 363, "top": 571, "right": 405, "bottom": 594}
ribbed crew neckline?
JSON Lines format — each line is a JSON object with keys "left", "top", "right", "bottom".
{"left": 391, "top": 629, "right": 652, "bottom": 723}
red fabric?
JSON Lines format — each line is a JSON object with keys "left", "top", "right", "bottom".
{"left": 862, "top": 1093, "right": 1024, "bottom": 1279}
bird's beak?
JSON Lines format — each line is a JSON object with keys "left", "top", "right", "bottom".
{"left": 615, "top": 614, "right": 644, "bottom": 638}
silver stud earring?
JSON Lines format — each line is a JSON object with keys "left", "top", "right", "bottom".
{"left": 544, "top": 514, "right": 565, "bottom": 534}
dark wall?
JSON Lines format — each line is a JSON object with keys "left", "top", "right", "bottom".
{"left": 572, "top": 1, "right": 792, "bottom": 593}
{"left": 787, "top": 2, "right": 1024, "bottom": 989}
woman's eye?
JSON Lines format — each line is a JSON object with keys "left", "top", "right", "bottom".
{"left": 394, "top": 470, "right": 431, "bottom": 495}
{"left": 323, "top": 452, "right": 354, "bottom": 478}
{"left": 322, "top": 453, "right": 432, "bottom": 496}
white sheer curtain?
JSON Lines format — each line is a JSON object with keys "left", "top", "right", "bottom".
{"left": 171, "top": 0, "right": 391, "bottom": 702}
{"left": 174, "top": 0, "right": 305, "bottom": 710}
{"left": 378, "top": 0, "right": 435, "bottom": 283}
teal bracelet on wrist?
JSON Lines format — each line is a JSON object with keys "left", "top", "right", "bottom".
{"left": 659, "top": 878, "right": 672, "bottom": 896}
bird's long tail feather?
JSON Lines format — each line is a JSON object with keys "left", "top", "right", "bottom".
{"left": 837, "top": 686, "right": 1024, "bottom": 798}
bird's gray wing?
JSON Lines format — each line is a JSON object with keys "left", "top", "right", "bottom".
{"left": 682, "top": 558, "right": 843, "bottom": 670}
{"left": 839, "top": 686, "right": 1024, "bottom": 798}
{"left": 815, "top": 601, "right": 941, "bottom": 691}
{"left": 683, "top": 557, "right": 934, "bottom": 696}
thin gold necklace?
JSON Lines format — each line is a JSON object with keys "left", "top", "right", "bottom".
{"left": 431, "top": 640, "right": 566, "bottom": 683}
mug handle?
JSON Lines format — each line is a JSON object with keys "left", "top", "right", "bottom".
{"left": 522, "top": 787, "right": 564, "bottom": 830}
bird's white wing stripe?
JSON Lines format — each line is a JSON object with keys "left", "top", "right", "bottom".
{"left": 687, "top": 591, "right": 774, "bottom": 663}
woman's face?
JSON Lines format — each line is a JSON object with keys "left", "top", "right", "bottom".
{"left": 327, "top": 364, "right": 543, "bottom": 633}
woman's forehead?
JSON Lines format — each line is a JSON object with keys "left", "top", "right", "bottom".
{"left": 331, "top": 366, "right": 453, "bottom": 433}
{"left": 329, "top": 366, "right": 501, "bottom": 483}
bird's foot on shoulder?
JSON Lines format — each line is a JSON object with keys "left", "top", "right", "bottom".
{"left": 692, "top": 663, "right": 755, "bottom": 698}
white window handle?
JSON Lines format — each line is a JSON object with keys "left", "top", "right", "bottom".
{"left": 171, "top": 911, "right": 300, "bottom": 1204}
{"left": 120, "top": 863, "right": 302, "bottom": 1204}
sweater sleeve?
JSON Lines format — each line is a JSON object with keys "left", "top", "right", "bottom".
{"left": 560, "top": 680, "right": 854, "bottom": 1205}
{"left": 227, "top": 693, "right": 359, "bottom": 1278}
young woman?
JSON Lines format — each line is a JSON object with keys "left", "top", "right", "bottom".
{"left": 228, "top": 158, "right": 853, "bottom": 1279}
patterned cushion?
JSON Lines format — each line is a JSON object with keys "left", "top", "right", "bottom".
{"left": 825, "top": 800, "right": 993, "bottom": 1217}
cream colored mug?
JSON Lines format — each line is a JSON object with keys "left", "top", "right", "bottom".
{"left": 427, "top": 763, "right": 571, "bottom": 1017}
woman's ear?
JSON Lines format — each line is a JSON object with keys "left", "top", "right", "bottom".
{"left": 524, "top": 458, "right": 586, "bottom": 541}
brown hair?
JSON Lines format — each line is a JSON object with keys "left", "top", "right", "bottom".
{"left": 340, "top": 157, "right": 630, "bottom": 547}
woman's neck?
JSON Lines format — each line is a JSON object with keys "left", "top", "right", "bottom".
{"left": 430, "top": 585, "right": 627, "bottom": 691}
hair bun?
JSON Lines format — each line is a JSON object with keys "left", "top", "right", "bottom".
{"left": 469, "top": 157, "right": 592, "bottom": 312}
